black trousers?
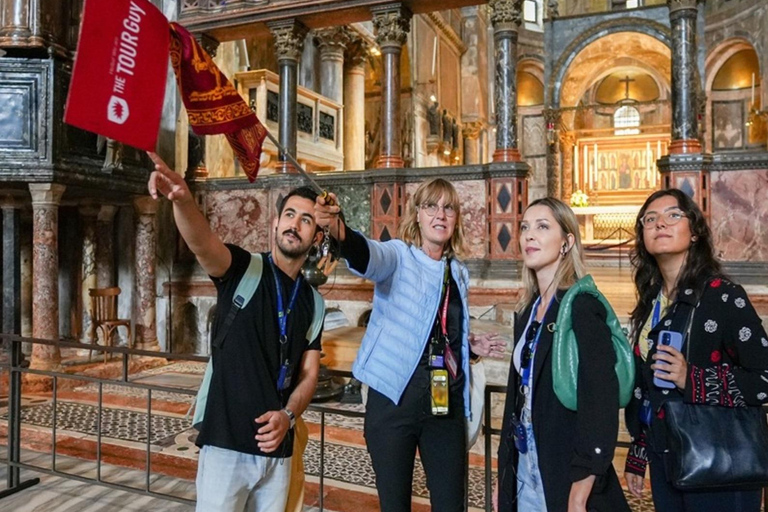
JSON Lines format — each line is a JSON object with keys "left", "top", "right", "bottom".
{"left": 648, "top": 451, "right": 762, "bottom": 512}
{"left": 364, "top": 364, "right": 466, "bottom": 512}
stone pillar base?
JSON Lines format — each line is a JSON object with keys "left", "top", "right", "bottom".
{"left": 668, "top": 139, "right": 702, "bottom": 154}
{"left": 275, "top": 160, "right": 298, "bottom": 174}
{"left": 493, "top": 148, "right": 522, "bottom": 163}
{"left": 375, "top": 155, "right": 404, "bottom": 169}
{"left": 136, "top": 340, "right": 161, "bottom": 352}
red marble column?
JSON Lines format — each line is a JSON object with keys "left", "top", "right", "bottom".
{"left": 133, "top": 197, "right": 159, "bottom": 351}
{"left": 372, "top": 4, "right": 412, "bottom": 169}
{"left": 79, "top": 205, "right": 98, "bottom": 342}
{"left": 29, "top": 183, "right": 65, "bottom": 369}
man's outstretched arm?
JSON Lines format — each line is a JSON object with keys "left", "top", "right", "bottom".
{"left": 147, "top": 152, "right": 231, "bottom": 277}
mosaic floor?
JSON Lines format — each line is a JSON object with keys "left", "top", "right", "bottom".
{"left": 0, "top": 361, "right": 662, "bottom": 511}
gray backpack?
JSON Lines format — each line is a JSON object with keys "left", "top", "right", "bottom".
{"left": 192, "top": 253, "right": 325, "bottom": 430}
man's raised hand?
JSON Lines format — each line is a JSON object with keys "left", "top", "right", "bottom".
{"left": 147, "top": 152, "right": 192, "bottom": 204}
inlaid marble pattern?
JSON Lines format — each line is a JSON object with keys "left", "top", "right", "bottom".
{"left": 205, "top": 189, "right": 272, "bottom": 253}
{"left": 2, "top": 401, "right": 192, "bottom": 445}
{"left": 710, "top": 170, "right": 768, "bottom": 261}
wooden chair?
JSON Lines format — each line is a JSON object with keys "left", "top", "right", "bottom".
{"left": 89, "top": 287, "right": 131, "bottom": 363}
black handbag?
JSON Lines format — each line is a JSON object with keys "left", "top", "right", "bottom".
{"left": 663, "top": 302, "right": 768, "bottom": 490}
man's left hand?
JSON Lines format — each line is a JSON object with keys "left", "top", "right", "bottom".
{"left": 254, "top": 410, "right": 291, "bottom": 453}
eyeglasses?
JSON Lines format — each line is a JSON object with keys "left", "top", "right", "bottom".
{"left": 420, "top": 202, "right": 457, "bottom": 218}
{"left": 521, "top": 321, "right": 541, "bottom": 368}
{"left": 639, "top": 209, "right": 687, "bottom": 229}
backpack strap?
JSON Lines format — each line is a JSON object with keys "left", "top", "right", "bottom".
{"left": 192, "top": 253, "right": 264, "bottom": 430}
{"left": 307, "top": 286, "right": 326, "bottom": 343}
{"left": 211, "top": 253, "right": 264, "bottom": 350}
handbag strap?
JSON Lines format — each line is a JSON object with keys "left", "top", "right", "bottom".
{"left": 682, "top": 302, "right": 696, "bottom": 361}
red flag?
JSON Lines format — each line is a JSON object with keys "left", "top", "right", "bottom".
{"left": 64, "top": 0, "right": 169, "bottom": 151}
{"left": 169, "top": 22, "right": 267, "bottom": 182}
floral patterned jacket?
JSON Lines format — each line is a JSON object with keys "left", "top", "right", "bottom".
{"left": 624, "top": 277, "right": 768, "bottom": 477}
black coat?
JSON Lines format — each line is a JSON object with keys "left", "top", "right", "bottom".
{"left": 498, "top": 290, "right": 631, "bottom": 512}
{"left": 624, "top": 277, "right": 768, "bottom": 476}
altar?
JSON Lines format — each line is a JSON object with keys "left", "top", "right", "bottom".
{"left": 572, "top": 205, "right": 640, "bottom": 244}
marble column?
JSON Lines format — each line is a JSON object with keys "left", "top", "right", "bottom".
{"left": 79, "top": 205, "right": 98, "bottom": 343}
{"left": 133, "top": 197, "right": 159, "bottom": 351}
{"left": 668, "top": 0, "right": 701, "bottom": 154}
{"left": 372, "top": 4, "right": 412, "bottom": 169}
{"left": 2, "top": 199, "right": 20, "bottom": 343}
{"left": 20, "top": 212, "right": 32, "bottom": 351}
{"left": 316, "top": 27, "right": 348, "bottom": 104}
{"left": 29, "top": 183, "right": 65, "bottom": 369}
{"left": 544, "top": 107, "right": 562, "bottom": 198}
{"left": 0, "top": 0, "right": 33, "bottom": 43}
{"left": 344, "top": 34, "right": 369, "bottom": 170}
{"left": 268, "top": 19, "right": 309, "bottom": 174}
{"left": 96, "top": 205, "right": 117, "bottom": 288}
{"left": 463, "top": 122, "right": 483, "bottom": 165}
{"left": 490, "top": 0, "right": 522, "bottom": 163}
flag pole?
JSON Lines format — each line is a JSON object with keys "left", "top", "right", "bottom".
{"left": 263, "top": 130, "right": 334, "bottom": 206}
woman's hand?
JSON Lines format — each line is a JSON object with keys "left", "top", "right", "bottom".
{"left": 567, "top": 475, "right": 595, "bottom": 512}
{"left": 314, "top": 192, "right": 346, "bottom": 241}
{"left": 652, "top": 344, "right": 688, "bottom": 390}
{"left": 625, "top": 472, "right": 645, "bottom": 498}
{"left": 469, "top": 332, "right": 507, "bottom": 358}
{"left": 492, "top": 478, "right": 499, "bottom": 512}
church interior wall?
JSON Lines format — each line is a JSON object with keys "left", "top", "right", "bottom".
{"left": 3, "top": 0, "right": 768, "bottom": 363}
{"left": 710, "top": 169, "right": 768, "bottom": 262}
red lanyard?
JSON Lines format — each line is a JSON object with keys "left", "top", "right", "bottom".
{"left": 438, "top": 262, "right": 450, "bottom": 338}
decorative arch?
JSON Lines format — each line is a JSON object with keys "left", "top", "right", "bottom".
{"left": 582, "top": 62, "right": 670, "bottom": 105}
{"left": 705, "top": 37, "right": 759, "bottom": 94}
{"left": 549, "top": 18, "right": 671, "bottom": 108}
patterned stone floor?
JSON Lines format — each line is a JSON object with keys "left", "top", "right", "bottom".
{"left": 0, "top": 362, "right": 664, "bottom": 511}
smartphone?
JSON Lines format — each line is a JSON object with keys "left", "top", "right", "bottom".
{"left": 430, "top": 369, "right": 449, "bottom": 415}
{"left": 653, "top": 330, "right": 684, "bottom": 389}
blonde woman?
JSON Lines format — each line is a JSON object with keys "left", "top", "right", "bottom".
{"left": 495, "top": 198, "right": 630, "bottom": 512}
{"left": 316, "top": 179, "right": 504, "bottom": 512}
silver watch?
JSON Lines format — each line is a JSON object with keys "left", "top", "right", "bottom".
{"left": 282, "top": 408, "right": 296, "bottom": 429}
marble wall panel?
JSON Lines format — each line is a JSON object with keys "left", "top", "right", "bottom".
{"left": 204, "top": 189, "right": 272, "bottom": 253}
{"left": 453, "top": 180, "right": 488, "bottom": 259}
{"left": 712, "top": 101, "right": 744, "bottom": 150}
{"left": 527, "top": 156, "right": 548, "bottom": 202}
{"left": 522, "top": 114, "right": 546, "bottom": 157}
{"left": 710, "top": 169, "right": 768, "bottom": 261}
{"left": 333, "top": 184, "right": 371, "bottom": 236}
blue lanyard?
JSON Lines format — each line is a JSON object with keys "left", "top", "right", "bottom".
{"left": 521, "top": 297, "right": 549, "bottom": 389}
{"left": 651, "top": 292, "right": 663, "bottom": 329}
{"left": 268, "top": 254, "right": 303, "bottom": 343}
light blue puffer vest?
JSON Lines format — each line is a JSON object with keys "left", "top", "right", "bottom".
{"left": 350, "top": 234, "right": 472, "bottom": 418}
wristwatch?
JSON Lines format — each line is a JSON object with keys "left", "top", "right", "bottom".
{"left": 282, "top": 408, "right": 296, "bottom": 429}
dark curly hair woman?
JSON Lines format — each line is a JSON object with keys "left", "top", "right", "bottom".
{"left": 623, "top": 188, "right": 768, "bottom": 512}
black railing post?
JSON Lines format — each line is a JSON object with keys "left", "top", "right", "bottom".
{"left": 0, "top": 201, "right": 40, "bottom": 499}
{"left": 484, "top": 386, "right": 493, "bottom": 512}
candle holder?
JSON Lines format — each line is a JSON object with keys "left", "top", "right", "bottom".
{"left": 746, "top": 103, "right": 768, "bottom": 127}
